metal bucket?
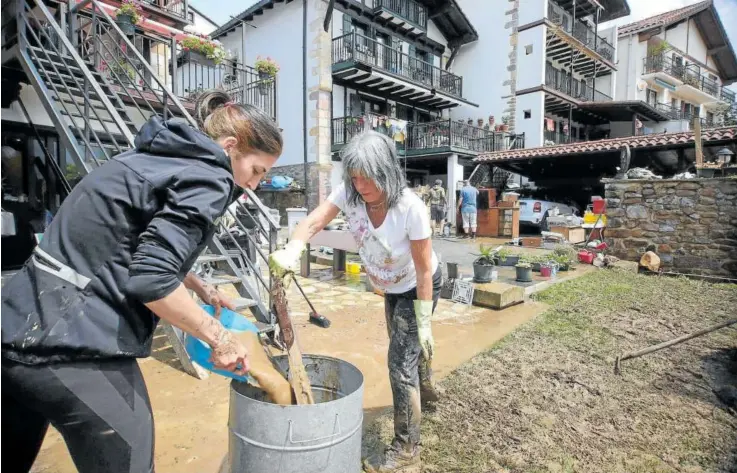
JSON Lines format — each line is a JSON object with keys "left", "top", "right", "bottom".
{"left": 228, "top": 355, "right": 364, "bottom": 473}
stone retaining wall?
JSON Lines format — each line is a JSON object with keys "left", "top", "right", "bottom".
{"left": 604, "top": 178, "right": 737, "bottom": 278}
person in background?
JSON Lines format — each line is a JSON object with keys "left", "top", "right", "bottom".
{"left": 269, "top": 131, "right": 442, "bottom": 472}
{"left": 457, "top": 179, "right": 479, "bottom": 239}
{"left": 427, "top": 179, "right": 446, "bottom": 237}
{"left": 2, "top": 90, "right": 283, "bottom": 473}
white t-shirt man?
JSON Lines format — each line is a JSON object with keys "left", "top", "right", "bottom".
{"left": 328, "top": 183, "right": 439, "bottom": 294}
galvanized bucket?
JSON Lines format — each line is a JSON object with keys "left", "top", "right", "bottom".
{"left": 228, "top": 355, "right": 364, "bottom": 473}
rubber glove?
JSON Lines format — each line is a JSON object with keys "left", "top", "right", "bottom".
{"left": 413, "top": 300, "right": 434, "bottom": 360}
{"left": 268, "top": 239, "right": 306, "bottom": 280}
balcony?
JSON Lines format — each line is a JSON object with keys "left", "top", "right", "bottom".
{"left": 139, "top": 0, "right": 188, "bottom": 22}
{"left": 331, "top": 116, "right": 525, "bottom": 155}
{"left": 547, "top": 1, "right": 615, "bottom": 63}
{"left": 373, "top": 0, "right": 427, "bottom": 34}
{"left": 643, "top": 55, "right": 728, "bottom": 105}
{"left": 544, "top": 130, "right": 582, "bottom": 145}
{"left": 545, "top": 64, "right": 612, "bottom": 102}
{"left": 175, "top": 52, "right": 277, "bottom": 120}
{"left": 332, "top": 32, "right": 468, "bottom": 109}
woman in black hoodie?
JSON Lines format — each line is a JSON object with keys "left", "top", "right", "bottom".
{"left": 1, "top": 90, "right": 283, "bottom": 473}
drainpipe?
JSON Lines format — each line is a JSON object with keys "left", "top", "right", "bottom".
{"left": 625, "top": 33, "right": 633, "bottom": 99}
{"left": 568, "top": 0, "right": 576, "bottom": 135}
{"left": 241, "top": 20, "right": 247, "bottom": 67}
{"left": 302, "top": 0, "right": 309, "bottom": 208}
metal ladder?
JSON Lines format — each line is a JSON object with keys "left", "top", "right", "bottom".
{"left": 2, "top": 0, "right": 279, "bottom": 379}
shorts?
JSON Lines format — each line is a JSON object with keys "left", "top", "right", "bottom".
{"left": 462, "top": 211, "right": 477, "bottom": 229}
{"left": 430, "top": 205, "right": 445, "bottom": 222}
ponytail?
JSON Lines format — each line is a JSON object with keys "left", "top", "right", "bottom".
{"left": 194, "top": 89, "right": 283, "bottom": 157}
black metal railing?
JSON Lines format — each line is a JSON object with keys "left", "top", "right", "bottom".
{"left": 406, "top": 120, "right": 523, "bottom": 153}
{"left": 373, "top": 0, "right": 427, "bottom": 29}
{"left": 643, "top": 55, "right": 726, "bottom": 100}
{"left": 547, "top": 1, "right": 614, "bottom": 61}
{"left": 544, "top": 130, "right": 582, "bottom": 145}
{"left": 140, "top": 0, "right": 187, "bottom": 20}
{"left": 655, "top": 103, "right": 682, "bottom": 120}
{"left": 331, "top": 115, "right": 525, "bottom": 153}
{"left": 545, "top": 63, "right": 612, "bottom": 102}
{"left": 721, "top": 88, "right": 736, "bottom": 104}
{"left": 177, "top": 52, "right": 276, "bottom": 121}
{"left": 331, "top": 113, "right": 392, "bottom": 146}
{"left": 332, "top": 32, "right": 463, "bottom": 97}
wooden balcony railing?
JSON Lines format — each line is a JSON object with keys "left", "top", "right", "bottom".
{"left": 332, "top": 32, "right": 463, "bottom": 98}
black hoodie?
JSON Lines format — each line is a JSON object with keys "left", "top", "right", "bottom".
{"left": 1, "top": 116, "right": 237, "bottom": 364}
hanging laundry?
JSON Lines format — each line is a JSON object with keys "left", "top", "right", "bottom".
{"left": 635, "top": 118, "right": 643, "bottom": 129}
{"left": 389, "top": 119, "right": 408, "bottom": 143}
{"left": 563, "top": 123, "right": 569, "bottom": 134}
{"left": 546, "top": 118, "right": 555, "bottom": 132}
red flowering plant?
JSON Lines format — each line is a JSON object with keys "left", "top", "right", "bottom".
{"left": 179, "top": 35, "right": 227, "bottom": 64}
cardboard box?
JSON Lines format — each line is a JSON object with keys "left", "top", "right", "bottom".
{"left": 520, "top": 237, "right": 542, "bottom": 247}
{"left": 549, "top": 226, "right": 586, "bottom": 244}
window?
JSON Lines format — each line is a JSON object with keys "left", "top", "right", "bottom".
{"left": 671, "top": 97, "right": 677, "bottom": 109}
{"left": 525, "top": 44, "right": 533, "bottom": 55}
{"left": 646, "top": 88, "right": 657, "bottom": 106}
{"left": 187, "top": 11, "right": 194, "bottom": 22}
{"left": 524, "top": 110, "right": 531, "bottom": 119}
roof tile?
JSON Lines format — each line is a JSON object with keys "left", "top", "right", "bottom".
{"left": 474, "top": 126, "right": 737, "bottom": 163}
{"left": 617, "top": 0, "right": 711, "bottom": 37}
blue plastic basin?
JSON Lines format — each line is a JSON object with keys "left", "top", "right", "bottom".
{"left": 184, "top": 305, "right": 259, "bottom": 383}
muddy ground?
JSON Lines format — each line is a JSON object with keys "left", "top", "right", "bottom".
{"left": 364, "top": 270, "right": 737, "bottom": 473}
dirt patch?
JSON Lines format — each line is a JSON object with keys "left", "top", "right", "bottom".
{"left": 364, "top": 270, "right": 737, "bottom": 473}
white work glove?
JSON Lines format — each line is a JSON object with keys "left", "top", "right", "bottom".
{"left": 268, "top": 239, "right": 306, "bottom": 281}
{"left": 414, "top": 300, "right": 435, "bottom": 360}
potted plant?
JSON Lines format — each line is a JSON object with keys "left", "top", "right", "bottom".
{"left": 255, "top": 56, "right": 280, "bottom": 94}
{"left": 499, "top": 115, "right": 510, "bottom": 132}
{"left": 180, "top": 35, "right": 227, "bottom": 66}
{"left": 552, "top": 244, "right": 577, "bottom": 271}
{"left": 496, "top": 247, "right": 519, "bottom": 266}
{"left": 114, "top": 0, "right": 143, "bottom": 35}
{"left": 472, "top": 245, "right": 497, "bottom": 283}
{"left": 107, "top": 58, "right": 137, "bottom": 86}
{"left": 515, "top": 262, "right": 533, "bottom": 282}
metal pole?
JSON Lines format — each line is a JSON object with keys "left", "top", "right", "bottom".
{"left": 183, "top": 0, "right": 189, "bottom": 22}
{"left": 170, "top": 34, "right": 178, "bottom": 95}
{"left": 241, "top": 20, "right": 247, "bottom": 67}
{"left": 592, "top": 8, "right": 599, "bottom": 95}
{"left": 567, "top": 0, "right": 575, "bottom": 136}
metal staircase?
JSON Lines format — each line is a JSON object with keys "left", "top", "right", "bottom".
{"left": 2, "top": 0, "right": 280, "bottom": 378}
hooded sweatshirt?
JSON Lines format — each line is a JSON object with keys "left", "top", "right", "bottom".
{"left": 1, "top": 116, "right": 237, "bottom": 364}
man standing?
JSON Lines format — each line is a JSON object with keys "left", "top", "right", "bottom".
{"left": 457, "top": 180, "right": 479, "bottom": 239}
{"left": 427, "top": 179, "right": 446, "bottom": 237}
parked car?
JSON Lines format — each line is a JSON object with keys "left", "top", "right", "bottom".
{"left": 518, "top": 198, "right": 579, "bottom": 231}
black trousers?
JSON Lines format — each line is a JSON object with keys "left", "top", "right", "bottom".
{"left": 1, "top": 357, "right": 154, "bottom": 473}
{"left": 383, "top": 267, "right": 443, "bottom": 448}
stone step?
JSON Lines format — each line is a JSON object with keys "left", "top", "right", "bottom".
{"left": 472, "top": 282, "right": 524, "bottom": 310}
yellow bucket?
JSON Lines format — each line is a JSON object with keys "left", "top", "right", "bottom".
{"left": 346, "top": 261, "right": 362, "bottom": 274}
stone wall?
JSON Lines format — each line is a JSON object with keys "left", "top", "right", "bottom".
{"left": 605, "top": 178, "right": 737, "bottom": 278}
{"left": 256, "top": 162, "right": 320, "bottom": 226}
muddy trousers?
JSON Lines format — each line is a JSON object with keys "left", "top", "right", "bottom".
{"left": 384, "top": 267, "right": 443, "bottom": 449}
{"left": 1, "top": 357, "right": 154, "bottom": 473}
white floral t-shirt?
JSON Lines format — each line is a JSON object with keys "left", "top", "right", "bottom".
{"left": 328, "top": 184, "right": 439, "bottom": 294}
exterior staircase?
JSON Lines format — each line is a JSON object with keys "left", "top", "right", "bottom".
{"left": 2, "top": 0, "right": 280, "bottom": 379}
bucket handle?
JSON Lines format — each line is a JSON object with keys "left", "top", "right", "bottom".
{"left": 287, "top": 414, "right": 342, "bottom": 444}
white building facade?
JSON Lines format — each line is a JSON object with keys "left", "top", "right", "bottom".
{"left": 211, "top": 0, "right": 502, "bottom": 218}
{"left": 614, "top": 1, "right": 737, "bottom": 133}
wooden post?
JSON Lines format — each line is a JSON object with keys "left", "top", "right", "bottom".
{"left": 694, "top": 117, "right": 703, "bottom": 167}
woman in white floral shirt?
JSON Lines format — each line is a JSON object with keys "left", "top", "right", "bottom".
{"left": 270, "top": 131, "right": 442, "bottom": 472}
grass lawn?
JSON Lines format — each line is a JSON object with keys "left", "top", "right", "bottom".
{"left": 363, "top": 269, "right": 737, "bottom": 473}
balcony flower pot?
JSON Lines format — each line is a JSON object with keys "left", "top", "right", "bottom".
{"left": 187, "top": 50, "right": 215, "bottom": 68}
{"left": 115, "top": 13, "right": 136, "bottom": 35}
{"left": 499, "top": 124, "right": 510, "bottom": 132}
{"left": 258, "top": 72, "right": 274, "bottom": 95}
{"left": 472, "top": 258, "right": 496, "bottom": 283}
{"left": 515, "top": 263, "right": 533, "bottom": 283}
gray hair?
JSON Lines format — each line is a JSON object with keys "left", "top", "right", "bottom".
{"left": 341, "top": 131, "right": 406, "bottom": 208}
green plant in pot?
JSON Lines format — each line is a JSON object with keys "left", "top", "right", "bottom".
{"left": 107, "top": 58, "right": 137, "bottom": 85}
{"left": 255, "top": 56, "right": 280, "bottom": 94}
{"left": 114, "top": 0, "right": 143, "bottom": 35}
{"left": 552, "top": 244, "right": 577, "bottom": 271}
{"left": 515, "top": 262, "right": 533, "bottom": 282}
{"left": 496, "top": 247, "right": 519, "bottom": 266}
{"left": 180, "top": 35, "right": 227, "bottom": 66}
{"left": 472, "top": 244, "right": 497, "bottom": 283}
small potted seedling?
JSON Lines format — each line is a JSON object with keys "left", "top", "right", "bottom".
{"left": 496, "top": 247, "right": 519, "bottom": 267}
{"left": 515, "top": 257, "right": 533, "bottom": 282}
{"left": 472, "top": 244, "right": 497, "bottom": 283}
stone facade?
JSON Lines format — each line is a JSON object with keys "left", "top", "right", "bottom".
{"left": 605, "top": 178, "right": 737, "bottom": 278}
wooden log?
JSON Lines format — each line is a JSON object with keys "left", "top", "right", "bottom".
{"left": 272, "top": 277, "right": 315, "bottom": 405}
